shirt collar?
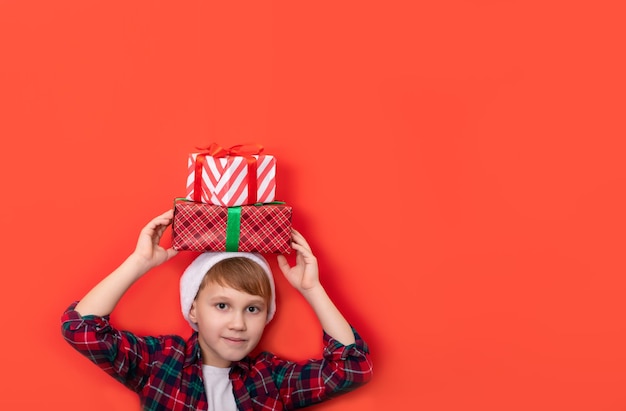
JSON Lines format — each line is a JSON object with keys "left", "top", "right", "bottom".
{"left": 183, "top": 332, "right": 252, "bottom": 372}
{"left": 183, "top": 332, "right": 202, "bottom": 368}
{"left": 231, "top": 356, "right": 252, "bottom": 373}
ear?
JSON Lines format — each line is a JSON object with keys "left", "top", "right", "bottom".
{"left": 188, "top": 300, "right": 198, "bottom": 323}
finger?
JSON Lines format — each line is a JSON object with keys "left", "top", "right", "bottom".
{"left": 291, "top": 241, "right": 313, "bottom": 258}
{"left": 152, "top": 210, "right": 175, "bottom": 226}
{"left": 276, "top": 254, "right": 291, "bottom": 274}
{"left": 290, "top": 229, "right": 312, "bottom": 251}
{"left": 158, "top": 209, "right": 175, "bottom": 219}
{"left": 155, "top": 222, "right": 166, "bottom": 233}
{"left": 153, "top": 216, "right": 175, "bottom": 233}
{"left": 143, "top": 219, "right": 170, "bottom": 236}
{"left": 293, "top": 246, "right": 306, "bottom": 268}
{"left": 166, "top": 248, "right": 179, "bottom": 260}
{"left": 155, "top": 215, "right": 174, "bottom": 227}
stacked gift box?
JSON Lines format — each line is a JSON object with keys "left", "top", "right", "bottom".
{"left": 171, "top": 143, "right": 292, "bottom": 254}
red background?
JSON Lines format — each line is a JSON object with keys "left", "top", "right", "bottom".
{"left": 1, "top": 1, "right": 625, "bottom": 410}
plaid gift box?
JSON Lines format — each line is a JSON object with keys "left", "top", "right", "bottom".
{"left": 185, "top": 143, "right": 277, "bottom": 207}
{"left": 172, "top": 199, "right": 292, "bottom": 254}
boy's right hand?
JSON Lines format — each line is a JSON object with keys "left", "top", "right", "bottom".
{"left": 75, "top": 210, "right": 178, "bottom": 317}
{"left": 132, "top": 209, "right": 179, "bottom": 270}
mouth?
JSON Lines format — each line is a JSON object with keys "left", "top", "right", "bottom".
{"left": 223, "top": 336, "right": 247, "bottom": 344}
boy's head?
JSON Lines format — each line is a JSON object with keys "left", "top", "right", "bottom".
{"left": 180, "top": 252, "right": 276, "bottom": 331}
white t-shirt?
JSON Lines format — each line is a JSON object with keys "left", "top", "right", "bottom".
{"left": 201, "top": 365, "right": 238, "bottom": 411}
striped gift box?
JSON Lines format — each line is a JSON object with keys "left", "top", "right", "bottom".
{"left": 185, "top": 150, "right": 276, "bottom": 207}
{"left": 172, "top": 200, "right": 292, "bottom": 254}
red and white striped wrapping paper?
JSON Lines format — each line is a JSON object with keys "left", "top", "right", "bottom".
{"left": 185, "top": 152, "right": 277, "bottom": 207}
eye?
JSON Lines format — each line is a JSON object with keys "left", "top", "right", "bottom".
{"left": 216, "top": 303, "right": 227, "bottom": 310}
{"left": 247, "top": 306, "right": 260, "bottom": 313}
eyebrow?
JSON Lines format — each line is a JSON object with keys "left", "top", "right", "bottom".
{"left": 207, "top": 295, "right": 266, "bottom": 307}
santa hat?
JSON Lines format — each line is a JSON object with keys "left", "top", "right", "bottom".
{"left": 180, "top": 252, "right": 276, "bottom": 330}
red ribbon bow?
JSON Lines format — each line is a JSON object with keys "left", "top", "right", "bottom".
{"left": 193, "top": 143, "right": 264, "bottom": 204}
{"left": 198, "top": 142, "right": 264, "bottom": 158}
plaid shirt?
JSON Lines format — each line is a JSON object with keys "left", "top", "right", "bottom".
{"left": 61, "top": 302, "right": 372, "bottom": 410}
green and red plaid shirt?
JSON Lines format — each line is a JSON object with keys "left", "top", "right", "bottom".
{"left": 61, "top": 302, "right": 372, "bottom": 410}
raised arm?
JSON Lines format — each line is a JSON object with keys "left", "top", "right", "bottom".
{"left": 276, "top": 229, "right": 355, "bottom": 346}
{"left": 74, "top": 209, "right": 178, "bottom": 317}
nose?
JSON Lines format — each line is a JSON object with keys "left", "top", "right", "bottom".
{"left": 228, "top": 311, "right": 246, "bottom": 331}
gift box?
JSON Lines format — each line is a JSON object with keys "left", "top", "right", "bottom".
{"left": 172, "top": 199, "right": 292, "bottom": 254}
{"left": 185, "top": 143, "right": 277, "bottom": 207}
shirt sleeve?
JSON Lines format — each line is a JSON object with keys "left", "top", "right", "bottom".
{"left": 60, "top": 301, "right": 166, "bottom": 393}
{"left": 269, "top": 327, "right": 373, "bottom": 409}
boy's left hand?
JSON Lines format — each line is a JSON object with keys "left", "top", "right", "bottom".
{"left": 277, "top": 229, "right": 320, "bottom": 293}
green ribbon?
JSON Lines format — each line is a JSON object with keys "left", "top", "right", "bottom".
{"left": 225, "top": 206, "right": 242, "bottom": 251}
{"left": 253, "top": 201, "right": 285, "bottom": 206}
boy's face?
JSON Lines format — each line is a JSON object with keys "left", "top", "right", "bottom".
{"left": 189, "top": 281, "right": 268, "bottom": 368}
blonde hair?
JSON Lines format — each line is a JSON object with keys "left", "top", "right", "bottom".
{"left": 197, "top": 257, "right": 273, "bottom": 309}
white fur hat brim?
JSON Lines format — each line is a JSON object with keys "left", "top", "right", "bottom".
{"left": 180, "top": 252, "right": 276, "bottom": 331}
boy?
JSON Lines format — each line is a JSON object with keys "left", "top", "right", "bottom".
{"left": 61, "top": 209, "right": 372, "bottom": 410}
